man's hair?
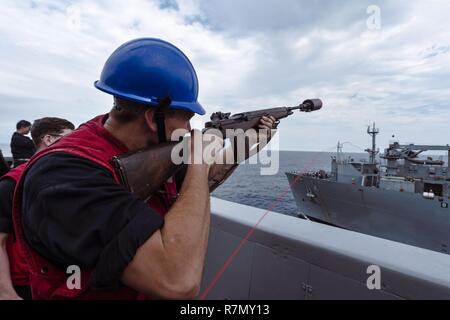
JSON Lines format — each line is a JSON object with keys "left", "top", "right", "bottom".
{"left": 110, "top": 97, "right": 177, "bottom": 123}
{"left": 16, "top": 120, "right": 32, "bottom": 130}
{"left": 31, "top": 117, "right": 75, "bottom": 146}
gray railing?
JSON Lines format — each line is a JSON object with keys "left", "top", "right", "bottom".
{"left": 201, "top": 198, "right": 450, "bottom": 300}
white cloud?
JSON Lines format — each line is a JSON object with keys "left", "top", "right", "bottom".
{"left": 0, "top": 0, "right": 449, "bottom": 155}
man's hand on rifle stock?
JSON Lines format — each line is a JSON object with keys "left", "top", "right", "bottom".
{"left": 189, "top": 129, "right": 225, "bottom": 171}
{"left": 255, "top": 115, "right": 277, "bottom": 151}
{"left": 207, "top": 115, "right": 277, "bottom": 192}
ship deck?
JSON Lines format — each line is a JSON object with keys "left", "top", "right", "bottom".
{"left": 202, "top": 198, "right": 450, "bottom": 300}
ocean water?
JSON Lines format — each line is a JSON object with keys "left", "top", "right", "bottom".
{"left": 212, "top": 151, "right": 367, "bottom": 216}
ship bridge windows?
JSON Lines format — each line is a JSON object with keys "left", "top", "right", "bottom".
{"left": 362, "top": 175, "right": 379, "bottom": 187}
{"left": 429, "top": 167, "right": 436, "bottom": 175}
{"left": 424, "top": 183, "right": 443, "bottom": 197}
{"left": 351, "top": 163, "right": 362, "bottom": 172}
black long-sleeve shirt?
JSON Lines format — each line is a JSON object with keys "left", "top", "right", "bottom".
{"left": 0, "top": 178, "right": 16, "bottom": 234}
{"left": 10, "top": 132, "right": 35, "bottom": 162}
{"left": 0, "top": 150, "right": 10, "bottom": 176}
{"left": 21, "top": 153, "right": 167, "bottom": 290}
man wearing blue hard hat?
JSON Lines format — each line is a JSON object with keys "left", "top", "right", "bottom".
{"left": 13, "top": 38, "right": 274, "bottom": 300}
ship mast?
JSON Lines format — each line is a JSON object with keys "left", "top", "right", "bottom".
{"left": 365, "top": 123, "right": 379, "bottom": 164}
{"left": 337, "top": 141, "right": 343, "bottom": 163}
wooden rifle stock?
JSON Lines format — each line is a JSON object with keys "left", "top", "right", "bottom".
{"left": 112, "top": 141, "right": 184, "bottom": 201}
{"left": 111, "top": 139, "right": 238, "bottom": 201}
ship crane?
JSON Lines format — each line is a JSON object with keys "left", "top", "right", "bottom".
{"left": 382, "top": 143, "right": 450, "bottom": 167}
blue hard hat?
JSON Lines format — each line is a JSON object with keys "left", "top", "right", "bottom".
{"left": 94, "top": 38, "right": 205, "bottom": 115}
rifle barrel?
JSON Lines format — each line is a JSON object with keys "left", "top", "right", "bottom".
{"left": 287, "top": 105, "right": 302, "bottom": 112}
{"left": 290, "top": 99, "right": 323, "bottom": 113}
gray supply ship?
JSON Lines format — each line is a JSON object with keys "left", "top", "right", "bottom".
{"left": 286, "top": 124, "right": 450, "bottom": 254}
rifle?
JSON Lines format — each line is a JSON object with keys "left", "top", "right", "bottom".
{"left": 112, "top": 99, "right": 323, "bottom": 201}
{"left": 205, "top": 99, "right": 322, "bottom": 133}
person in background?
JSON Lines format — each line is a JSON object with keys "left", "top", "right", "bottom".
{"left": 10, "top": 120, "right": 35, "bottom": 168}
{"left": 0, "top": 117, "right": 75, "bottom": 300}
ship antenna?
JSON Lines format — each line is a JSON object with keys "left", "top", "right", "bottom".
{"left": 337, "top": 141, "right": 343, "bottom": 163}
{"left": 365, "top": 123, "right": 380, "bottom": 164}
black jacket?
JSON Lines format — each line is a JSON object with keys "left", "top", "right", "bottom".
{"left": 10, "top": 132, "right": 35, "bottom": 161}
{"left": 22, "top": 153, "right": 175, "bottom": 290}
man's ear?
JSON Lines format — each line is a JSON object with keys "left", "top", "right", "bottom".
{"left": 41, "top": 135, "right": 52, "bottom": 148}
{"left": 144, "top": 109, "right": 158, "bottom": 133}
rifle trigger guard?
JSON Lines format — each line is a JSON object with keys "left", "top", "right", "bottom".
{"left": 273, "top": 120, "right": 280, "bottom": 129}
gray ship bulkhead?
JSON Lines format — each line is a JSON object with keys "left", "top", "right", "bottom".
{"left": 202, "top": 198, "right": 450, "bottom": 300}
{"left": 286, "top": 172, "right": 450, "bottom": 254}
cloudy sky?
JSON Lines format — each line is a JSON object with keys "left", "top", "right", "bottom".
{"left": 0, "top": 0, "right": 449, "bottom": 153}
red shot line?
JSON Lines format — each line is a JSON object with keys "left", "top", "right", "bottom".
{"left": 199, "top": 149, "right": 334, "bottom": 300}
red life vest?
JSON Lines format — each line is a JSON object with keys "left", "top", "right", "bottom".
{"left": 12, "top": 115, "right": 177, "bottom": 299}
{"left": 0, "top": 163, "right": 29, "bottom": 286}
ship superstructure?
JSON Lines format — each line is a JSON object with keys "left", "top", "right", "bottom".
{"left": 287, "top": 125, "right": 450, "bottom": 254}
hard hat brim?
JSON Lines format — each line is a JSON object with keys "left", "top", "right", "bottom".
{"left": 94, "top": 80, "right": 206, "bottom": 116}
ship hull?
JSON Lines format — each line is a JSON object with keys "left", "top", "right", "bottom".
{"left": 286, "top": 172, "right": 450, "bottom": 254}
